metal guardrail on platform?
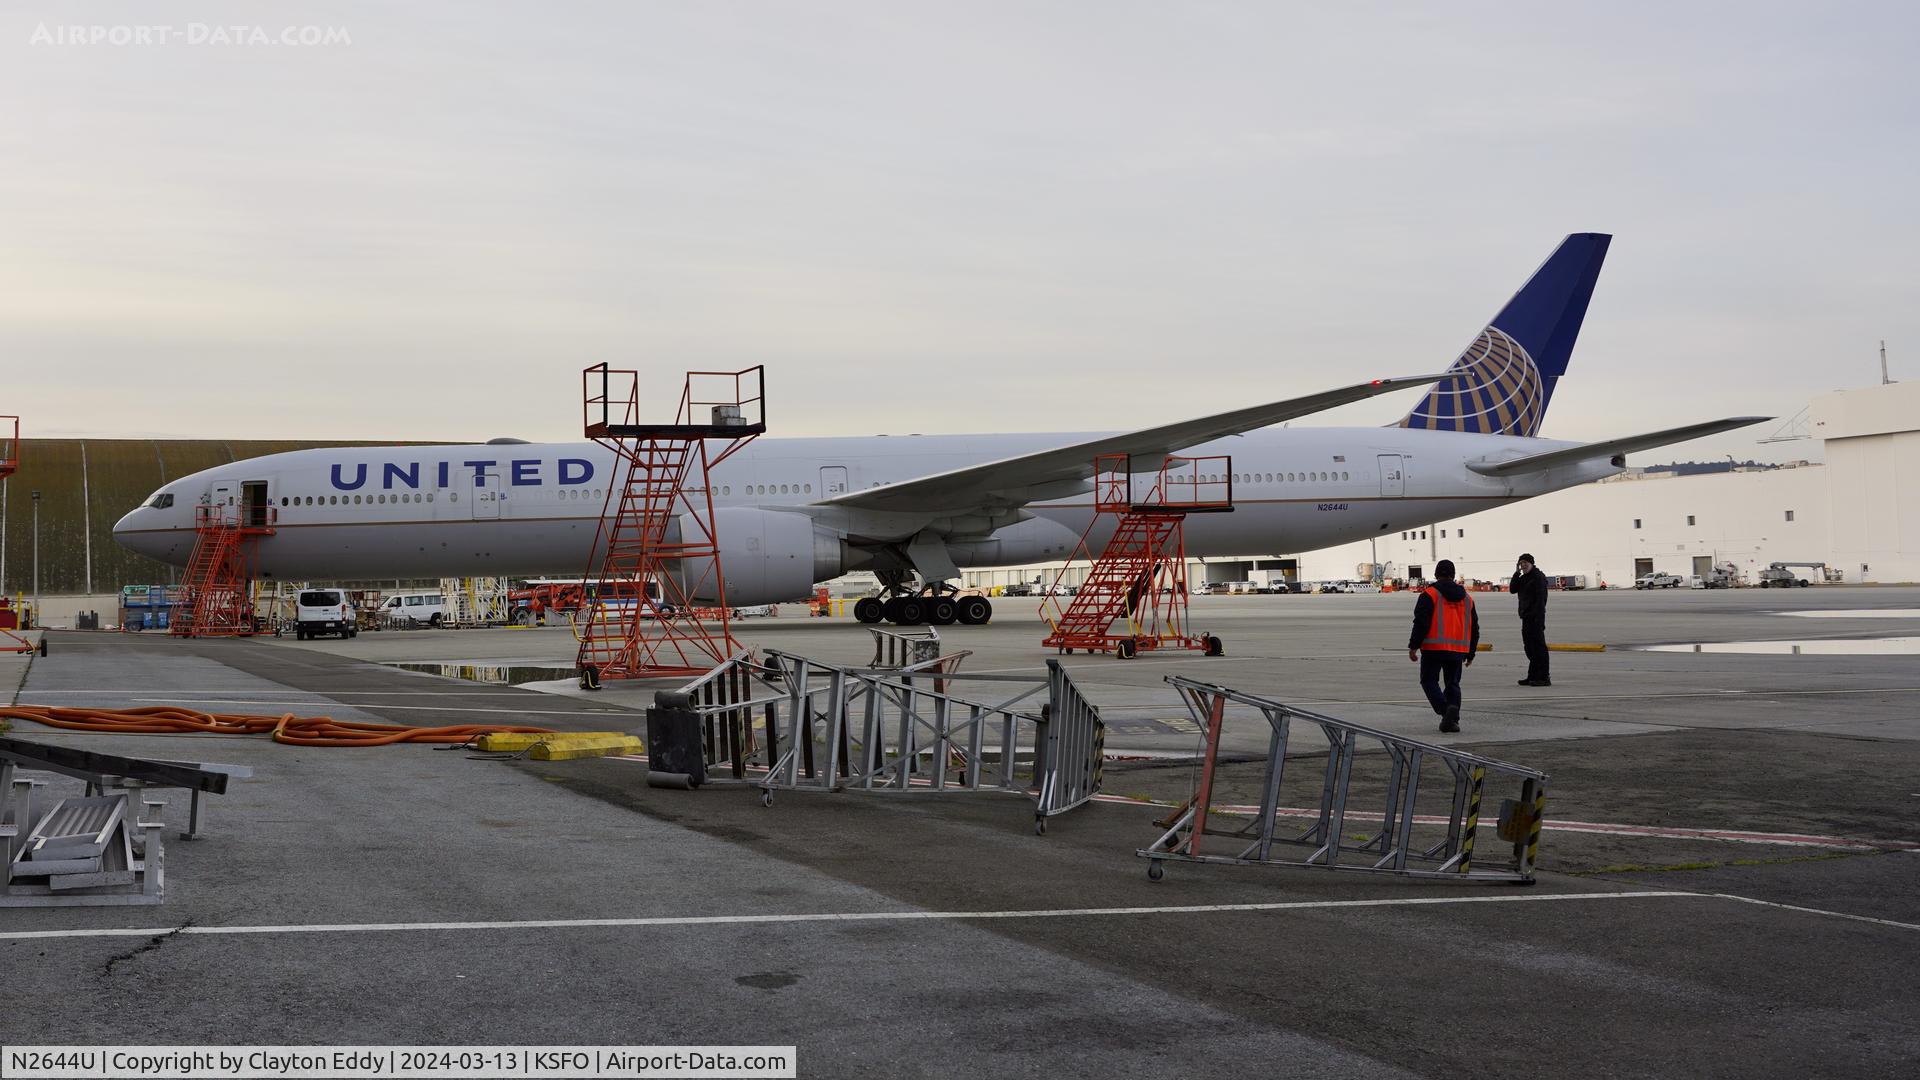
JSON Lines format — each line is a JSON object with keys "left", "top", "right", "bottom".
{"left": 1140, "top": 677, "right": 1548, "bottom": 884}
{"left": 656, "top": 647, "right": 1103, "bottom": 832}
{"left": 868, "top": 625, "right": 942, "bottom": 669}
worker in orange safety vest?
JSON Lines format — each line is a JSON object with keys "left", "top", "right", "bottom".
{"left": 1406, "top": 559, "right": 1481, "bottom": 733}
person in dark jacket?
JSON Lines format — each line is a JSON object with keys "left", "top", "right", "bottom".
{"left": 1407, "top": 559, "right": 1480, "bottom": 732}
{"left": 1510, "top": 553, "right": 1550, "bottom": 686}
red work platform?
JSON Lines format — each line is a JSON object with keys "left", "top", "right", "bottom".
{"left": 0, "top": 417, "right": 30, "bottom": 654}
{"left": 172, "top": 505, "right": 276, "bottom": 637}
{"left": 1041, "top": 454, "right": 1232, "bottom": 659}
{"left": 575, "top": 364, "right": 765, "bottom": 683}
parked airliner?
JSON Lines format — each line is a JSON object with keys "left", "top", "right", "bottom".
{"left": 114, "top": 234, "right": 1765, "bottom": 624}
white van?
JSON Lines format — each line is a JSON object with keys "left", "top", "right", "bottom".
{"left": 380, "top": 591, "right": 449, "bottom": 627}
{"left": 295, "top": 589, "right": 357, "bottom": 640}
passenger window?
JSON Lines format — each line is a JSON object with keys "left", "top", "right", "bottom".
{"left": 804, "top": 484, "right": 811, "bottom": 493}
{"left": 449, "top": 492, "right": 459, "bottom": 503}
{"left": 427, "top": 494, "right": 434, "bottom": 503}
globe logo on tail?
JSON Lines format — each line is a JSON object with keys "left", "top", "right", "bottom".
{"left": 1399, "top": 326, "right": 1545, "bottom": 437}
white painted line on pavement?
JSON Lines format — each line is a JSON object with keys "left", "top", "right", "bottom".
{"left": 0, "top": 890, "right": 1695, "bottom": 941}
{"left": 1712, "top": 893, "right": 1920, "bottom": 933}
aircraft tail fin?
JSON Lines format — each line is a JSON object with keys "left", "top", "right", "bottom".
{"left": 1399, "top": 232, "right": 1611, "bottom": 437}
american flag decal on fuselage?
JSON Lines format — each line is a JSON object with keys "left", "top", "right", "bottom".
{"left": 1398, "top": 325, "right": 1545, "bottom": 438}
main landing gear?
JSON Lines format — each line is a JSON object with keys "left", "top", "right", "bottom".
{"left": 852, "top": 577, "right": 992, "bottom": 627}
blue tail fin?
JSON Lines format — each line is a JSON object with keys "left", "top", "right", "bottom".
{"left": 1398, "top": 232, "right": 1611, "bottom": 437}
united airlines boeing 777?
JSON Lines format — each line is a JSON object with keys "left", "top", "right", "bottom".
{"left": 113, "top": 234, "right": 1765, "bottom": 624}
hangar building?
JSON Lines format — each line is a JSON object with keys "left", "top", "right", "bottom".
{"left": 1300, "top": 379, "right": 1918, "bottom": 586}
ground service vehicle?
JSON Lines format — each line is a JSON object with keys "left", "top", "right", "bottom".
{"left": 1758, "top": 562, "right": 1821, "bottom": 587}
{"left": 1635, "top": 572, "right": 1684, "bottom": 589}
{"left": 295, "top": 589, "right": 356, "bottom": 639}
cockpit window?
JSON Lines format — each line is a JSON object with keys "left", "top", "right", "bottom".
{"left": 145, "top": 493, "right": 175, "bottom": 509}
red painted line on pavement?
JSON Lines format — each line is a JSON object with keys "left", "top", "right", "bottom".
{"left": 1089, "top": 793, "right": 1911, "bottom": 850}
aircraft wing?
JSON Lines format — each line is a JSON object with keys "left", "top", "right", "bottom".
{"left": 1466, "top": 417, "right": 1773, "bottom": 477}
{"left": 815, "top": 373, "right": 1451, "bottom": 513}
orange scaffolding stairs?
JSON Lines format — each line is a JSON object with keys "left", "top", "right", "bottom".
{"left": 1042, "top": 454, "right": 1232, "bottom": 659}
{"left": 171, "top": 504, "right": 275, "bottom": 637}
{"left": 574, "top": 365, "right": 765, "bottom": 684}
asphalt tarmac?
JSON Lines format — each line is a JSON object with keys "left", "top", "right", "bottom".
{"left": 3, "top": 588, "right": 1916, "bottom": 1078}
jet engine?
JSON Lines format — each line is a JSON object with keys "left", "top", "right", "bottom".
{"left": 673, "top": 508, "right": 846, "bottom": 606}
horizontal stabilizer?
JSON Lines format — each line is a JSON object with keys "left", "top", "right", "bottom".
{"left": 1466, "top": 417, "right": 1772, "bottom": 477}
{"left": 819, "top": 373, "right": 1451, "bottom": 513}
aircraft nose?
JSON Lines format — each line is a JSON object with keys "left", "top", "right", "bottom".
{"left": 112, "top": 507, "right": 168, "bottom": 560}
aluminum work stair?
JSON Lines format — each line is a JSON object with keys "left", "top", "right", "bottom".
{"left": 577, "top": 440, "right": 703, "bottom": 676}
{"left": 1043, "top": 514, "right": 1183, "bottom": 652}
{"left": 1042, "top": 454, "right": 1232, "bottom": 658}
{"left": 172, "top": 505, "right": 273, "bottom": 637}
{"left": 573, "top": 364, "right": 765, "bottom": 683}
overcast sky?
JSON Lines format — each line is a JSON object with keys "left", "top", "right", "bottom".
{"left": 2, "top": 2, "right": 1912, "bottom": 461}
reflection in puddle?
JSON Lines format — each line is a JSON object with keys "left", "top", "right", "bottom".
{"left": 1631, "top": 638, "right": 1920, "bottom": 655}
{"left": 1779, "top": 609, "right": 1920, "bottom": 619}
{"left": 385, "top": 662, "right": 576, "bottom": 685}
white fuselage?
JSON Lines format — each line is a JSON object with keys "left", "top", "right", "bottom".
{"left": 112, "top": 426, "right": 1619, "bottom": 600}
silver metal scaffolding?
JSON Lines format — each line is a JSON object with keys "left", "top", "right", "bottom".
{"left": 664, "top": 649, "right": 1104, "bottom": 831}
{"left": 1141, "top": 676, "right": 1548, "bottom": 884}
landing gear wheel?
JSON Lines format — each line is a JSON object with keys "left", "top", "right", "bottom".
{"left": 853, "top": 597, "right": 885, "bottom": 624}
{"left": 1202, "top": 634, "right": 1224, "bottom": 657}
{"left": 1147, "top": 860, "right": 1165, "bottom": 882}
{"left": 882, "top": 597, "right": 906, "bottom": 623}
{"left": 895, "top": 598, "right": 926, "bottom": 625}
{"left": 927, "top": 597, "right": 958, "bottom": 625}
{"left": 956, "top": 596, "right": 992, "bottom": 625}
{"left": 1115, "top": 638, "right": 1138, "bottom": 660}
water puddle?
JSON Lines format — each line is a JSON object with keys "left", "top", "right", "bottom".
{"left": 1778, "top": 609, "right": 1920, "bottom": 619}
{"left": 385, "top": 661, "right": 577, "bottom": 685}
{"left": 1628, "top": 638, "right": 1920, "bottom": 655}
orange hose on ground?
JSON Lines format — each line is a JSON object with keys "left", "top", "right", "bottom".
{"left": 0, "top": 705, "right": 556, "bottom": 747}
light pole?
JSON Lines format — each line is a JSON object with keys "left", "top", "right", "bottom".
{"left": 30, "top": 489, "right": 40, "bottom": 621}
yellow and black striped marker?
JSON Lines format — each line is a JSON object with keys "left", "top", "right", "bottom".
{"left": 1459, "top": 766, "right": 1484, "bottom": 874}
{"left": 1526, "top": 785, "right": 1546, "bottom": 872}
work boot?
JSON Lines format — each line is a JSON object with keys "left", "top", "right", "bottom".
{"left": 1518, "top": 678, "right": 1536, "bottom": 686}
{"left": 1439, "top": 707, "right": 1460, "bottom": 733}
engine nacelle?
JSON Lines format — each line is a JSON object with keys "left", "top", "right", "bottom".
{"left": 674, "top": 508, "right": 845, "bottom": 606}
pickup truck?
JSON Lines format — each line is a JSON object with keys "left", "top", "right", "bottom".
{"left": 1634, "top": 572, "right": 1685, "bottom": 589}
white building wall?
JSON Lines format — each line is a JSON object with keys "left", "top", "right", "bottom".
{"left": 1812, "top": 381, "right": 1920, "bottom": 583}
{"left": 1299, "top": 465, "right": 1832, "bottom": 587}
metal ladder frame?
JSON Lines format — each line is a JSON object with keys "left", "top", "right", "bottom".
{"left": 1140, "top": 676, "right": 1548, "bottom": 883}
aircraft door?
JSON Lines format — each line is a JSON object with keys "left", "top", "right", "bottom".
{"left": 1378, "top": 454, "right": 1406, "bottom": 497}
{"left": 819, "top": 466, "right": 849, "bottom": 497}
{"left": 242, "top": 480, "right": 271, "bottom": 527}
{"left": 471, "top": 467, "right": 503, "bottom": 520}
{"left": 210, "top": 481, "right": 235, "bottom": 521}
